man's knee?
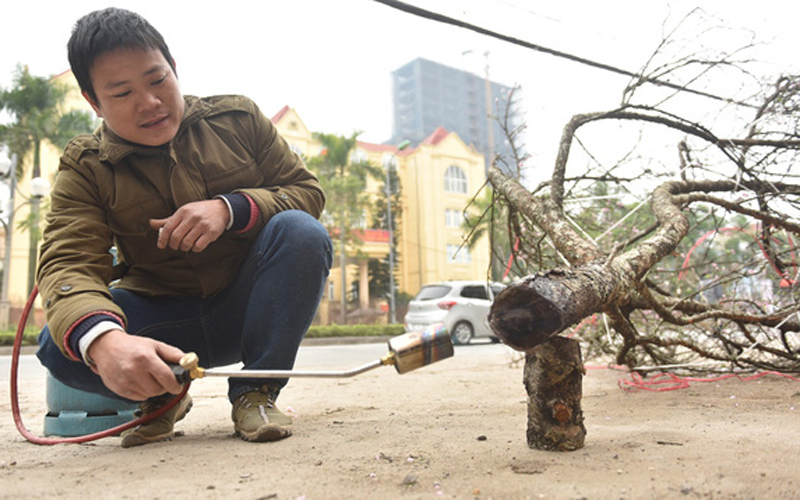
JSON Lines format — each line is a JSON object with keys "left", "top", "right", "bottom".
{"left": 265, "top": 211, "right": 332, "bottom": 264}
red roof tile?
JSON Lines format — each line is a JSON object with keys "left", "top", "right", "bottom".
{"left": 422, "top": 126, "right": 449, "bottom": 145}
{"left": 357, "top": 141, "right": 416, "bottom": 156}
{"left": 50, "top": 69, "right": 72, "bottom": 81}
{"left": 271, "top": 105, "right": 290, "bottom": 123}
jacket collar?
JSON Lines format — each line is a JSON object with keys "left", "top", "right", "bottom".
{"left": 97, "top": 95, "right": 210, "bottom": 164}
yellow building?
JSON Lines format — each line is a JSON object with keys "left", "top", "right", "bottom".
{"left": 271, "top": 107, "right": 491, "bottom": 323}
{"left": 2, "top": 73, "right": 490, "bottom": 327}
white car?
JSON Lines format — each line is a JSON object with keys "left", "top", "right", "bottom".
{"left": 404, "top": 281, "right": 505, "bottom": 345}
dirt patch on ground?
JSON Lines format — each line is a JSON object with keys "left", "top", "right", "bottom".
{"left": 2, "top": 346, "right": 799, "bottom": 499}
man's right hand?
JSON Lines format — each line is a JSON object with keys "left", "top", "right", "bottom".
{"left": 86, "top": 329, "right": 186, "bottom": 400}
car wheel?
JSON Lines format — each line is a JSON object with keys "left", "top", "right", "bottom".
{"left": 451, "top": 321, "right": 473, "bottom": 345}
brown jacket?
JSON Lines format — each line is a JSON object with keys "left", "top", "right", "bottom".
{"left": 37, "top": 95, "right": 325, "bottom": 356}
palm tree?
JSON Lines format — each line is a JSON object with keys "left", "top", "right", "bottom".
{"left": 0, "top": 65, "right": 95, "bottom": 295}
{"left": 306, "top": 132, "right": 381, "bottom": 322}
{"left": 461, "top": 187, "right": 513, "bottom": 281}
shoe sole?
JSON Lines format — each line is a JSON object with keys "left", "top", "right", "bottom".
{"left": 120, "top": 397, "right": 193, "bottom": 448}
{"left": 236, "top": 423, "right": 292, "bottom": 443}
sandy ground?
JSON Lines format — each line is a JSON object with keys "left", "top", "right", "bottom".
{"left": 1, "top": 342, "right": 799, "bottom": 500}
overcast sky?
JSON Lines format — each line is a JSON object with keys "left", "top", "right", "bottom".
{"left": 2, "top": 0, "right": 799, "bottom": 171}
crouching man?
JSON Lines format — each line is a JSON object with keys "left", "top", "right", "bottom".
{"left": 36, "top": 7, "right": 332, "bottom": 447}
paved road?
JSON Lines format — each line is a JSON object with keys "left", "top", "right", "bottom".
{"left": 1, "top": 340, "right": 511, "bottom": 382}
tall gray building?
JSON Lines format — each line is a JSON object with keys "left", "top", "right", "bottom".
{"left": 389, "top": 57, "right": 521, "bottom": 173}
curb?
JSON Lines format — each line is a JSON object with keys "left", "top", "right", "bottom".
{"left": 301, "top": 335, "right": 391, "bottom": 346}
{"left": 0, "top": 345, "right": 37, "bottom": 356}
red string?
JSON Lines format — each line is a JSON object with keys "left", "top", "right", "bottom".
{"left": 566, "top": 314, "right": 598, "bottom": 338}
{"left": 678, "top": 226, "right": 797, "bottom": 284}
{"left": 618, "top": 370, "right": 800, "bottom": 392}
{"left": 502, "top": 237, "right": 520, "bottom": 281}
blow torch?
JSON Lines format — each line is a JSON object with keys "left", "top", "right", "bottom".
{"left": 171, "top": 323, "right": 454, "bottom": 383}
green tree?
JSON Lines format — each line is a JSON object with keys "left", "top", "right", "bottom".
{"left": 569, "top": 182, "right": 755, "bottom": 301}
{"left": 0, "top": 65, "right": 95, "bottom": 294}
{"left": 368, "top": 155, "right": 402, "bottom": 308}
{"left": 306, "top": 132, "right": 381, "bottom": 322}
{"left": 461, "top": 186, "right": 513, "bottom": 281}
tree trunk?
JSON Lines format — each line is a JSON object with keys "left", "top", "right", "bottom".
{"left": 339, "top": 228, "right": 347, "bottom": 322}
{"left": 524, "top": 336, "right": 586, "bottom": 451}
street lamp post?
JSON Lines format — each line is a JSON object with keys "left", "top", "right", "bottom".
{"left": 27, "top": 176, "right": 50, "bottom": 296}
{"left": 0, "top": 153, "right": 17, "bottom": 330}
{"left": 384, "top": 156, "right": 397, "bottom": 324}
{"left": 383, "top": 140, "right": 410, "bottom": 324}
{"left": 0, "top": 149, "right": 51, "bottom": 329}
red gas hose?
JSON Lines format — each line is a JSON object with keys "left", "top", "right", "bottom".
{"left": 10, "top": 285, "right": 189, "bottom": 445}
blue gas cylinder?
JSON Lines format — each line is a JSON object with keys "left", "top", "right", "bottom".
{"left": 43, "top": 372, "right": 137, "bottom": 437}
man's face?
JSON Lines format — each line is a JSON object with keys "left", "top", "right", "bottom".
{"left": 85, "top": 47, "right": 184, "bottom": 147}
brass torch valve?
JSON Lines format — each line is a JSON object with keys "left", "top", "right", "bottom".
{"left": 171, "top": 352, "right": 205, "bottom": 384}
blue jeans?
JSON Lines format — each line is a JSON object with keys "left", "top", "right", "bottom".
{"left": 37, "top": 210, "right": 332, "bottom": 403}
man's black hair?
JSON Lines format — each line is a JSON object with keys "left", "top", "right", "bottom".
{"left": 68, "top": 8, "right": 176, "bottom": 102}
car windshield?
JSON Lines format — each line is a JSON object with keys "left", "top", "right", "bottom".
{"left": 414, "top": 285, "right": 451, "bottom": 301}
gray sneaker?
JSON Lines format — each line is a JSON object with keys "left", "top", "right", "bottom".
{"left": 120, "top": 393, "right": 192, "bottom": 448}
{"left": 232, "top": 386, "right": 292, "bottom": 442}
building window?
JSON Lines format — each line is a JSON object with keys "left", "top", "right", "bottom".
{"left": 445, "top": 209, "right": 462, "bottom": 228}
{"left": 350, "top": 148, "right": 368, "bottom": 164}
{"left": 447, "top": 244, "right": 471, "bottom": 264}
{"left": 444, "top": 165, "right": 467, "bottom": 194}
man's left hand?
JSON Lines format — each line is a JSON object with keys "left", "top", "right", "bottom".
{"left": 150, "top": 199, "right": 230, "bottom": 252}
